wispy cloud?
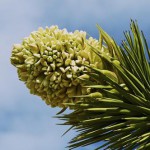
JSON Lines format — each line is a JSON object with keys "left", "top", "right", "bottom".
{"left": 0, "top": 132, "right": 68, "bottom": 150}
{"left": 37, "top": 0, "right": 150, "bottom": 39}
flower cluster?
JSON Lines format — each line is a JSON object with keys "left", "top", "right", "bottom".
{"left": 11, "top": 26, "right": 116, "bottom": 107}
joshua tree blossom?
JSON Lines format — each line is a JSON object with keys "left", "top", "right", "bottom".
{"left": 11, "top": 26, "right": 118, "bottom": 107}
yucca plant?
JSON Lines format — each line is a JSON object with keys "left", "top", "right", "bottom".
{"left": 58, "top": 20, "right": 150, "bottom": 150}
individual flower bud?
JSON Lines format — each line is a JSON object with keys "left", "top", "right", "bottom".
{"left": 100, "top": 70, "right": 118, "bottom": 83}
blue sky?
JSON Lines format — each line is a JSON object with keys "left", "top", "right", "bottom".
{"left": 1, "top": 0, "right": 150, "bottom": 150}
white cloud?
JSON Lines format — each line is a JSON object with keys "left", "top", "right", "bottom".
{"left": 0, "top": 102, "right": 75, "bottom": 150}
{"left": 0, "top": 132, "right": 68, "bottom": 150}
{"left": 35, "top": 0, "right": 150, "bottom": 40}
{"left": 38, "top": 0, "right": 150, "bottom": 24}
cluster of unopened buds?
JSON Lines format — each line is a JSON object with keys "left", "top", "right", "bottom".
{"left": 11, "top": 25, "right": 117, "bottom": 107}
